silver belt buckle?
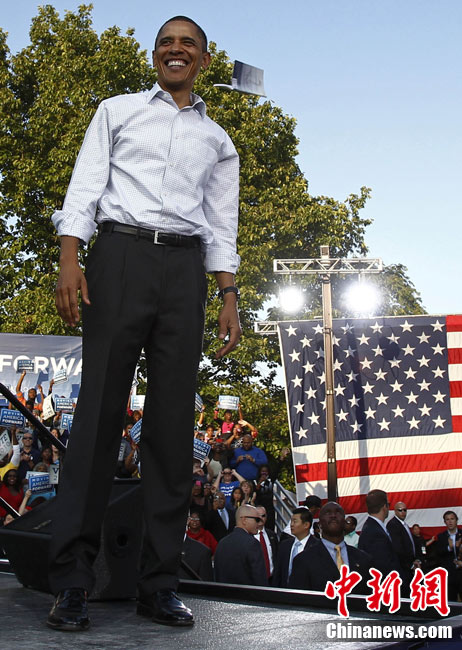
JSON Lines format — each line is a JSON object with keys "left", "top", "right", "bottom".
{"left": 153, "top": 230, "right": 166, "bottom": 245}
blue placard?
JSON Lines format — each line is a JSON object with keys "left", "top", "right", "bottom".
{"left": 54, "top": 397, "right": 74, "bottom": 412}
{"left": 195, "top": 393, "right": 203, "bottom": 412}
{"left": 130, "top": 419, "right": 142, "bottom": 445}
{"left": 17, "top": 359, "right": 35, "bottom": 372}
{"left": 28, "top": 472, "right": 52, "bottom": 494}
{"left": 193, "top": 438, "right": 211, "bottom": 462}
{"left": 61, "top": 413, "right": 74, "bottom": 432}
{"left": 0, "top": 408, "right": 26, "bottom": 429}
{"left": 218, "top": 394, "right": 240, "bottom": 410}
{"left": 53, "top": 369, "right": 68, "bottom": 384}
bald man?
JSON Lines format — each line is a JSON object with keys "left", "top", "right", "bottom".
{"left": 386, "top": 501, "right": 418, "bottom": 593}
{"left": 214, "top": 505, "right": 268, "bottom": 586}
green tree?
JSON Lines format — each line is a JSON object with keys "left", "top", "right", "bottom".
{"left": 0, "top": 6, "right": 424, "bottom": 488}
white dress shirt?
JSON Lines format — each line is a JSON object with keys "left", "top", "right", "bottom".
{"left": 254, "top": 528, "right": 274, "bottom": 574}
{"left": 52, "top": 83, "right": 240, "bottom": 274}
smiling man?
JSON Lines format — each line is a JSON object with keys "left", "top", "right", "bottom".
{"left": 48, "top": 16, "right": 240, "bottom": 631}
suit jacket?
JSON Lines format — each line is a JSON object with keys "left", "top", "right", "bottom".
{"left": 204, "top": 508, "right": 235, "bottom": 542}
{"left": 288, "top": 540, "right": 372, "bottom": 594}
{"left": 435, "top": 529, "right": 462, "bottom": 572}
{"left": 178, "top": 536, "right": 213, "bottom": 581}
{"left": 214, "top": 526, "right": 268, "bottom": 586}
{"left": 358, "top": 516, "right": 401, "bottom": 577}
{"left": 271, "top": 535, "right": 319, "bottom": 588}
{"left": 265, "top": 527, "right": 279, "bottom": 563}
{"left": 386, "top": 516, "right": 415, "bottom": 578}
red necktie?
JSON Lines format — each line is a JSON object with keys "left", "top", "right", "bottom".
{"left": 260, "top": 531, "right": 271, "bottom": 577}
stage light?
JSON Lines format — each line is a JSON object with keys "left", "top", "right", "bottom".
{"left": 279, "top": 286, "right": 304, "bottom": 313}
{"left": 344, "top": 281, "right": 380, "bottom": 316}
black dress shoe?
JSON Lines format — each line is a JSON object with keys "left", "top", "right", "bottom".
{"left": 47, "top": 588, "right": 90, "bottom": 631}
{"left": 137, "top": 589, "right": 194, "bottom": 626}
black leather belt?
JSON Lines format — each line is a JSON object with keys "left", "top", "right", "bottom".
{"left": 98, "top": 221, "right": 201, "bottom": 249}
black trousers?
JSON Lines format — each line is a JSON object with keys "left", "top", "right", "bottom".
{"left": 48, "top": 230, "right": 207, "bottom": 595}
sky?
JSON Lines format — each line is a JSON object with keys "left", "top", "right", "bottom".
{"left": 2, "top": 0, "right": 461, "bottom": 315}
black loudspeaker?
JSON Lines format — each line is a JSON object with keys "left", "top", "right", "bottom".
{"left": 0, "top": 480, "right": 143, "bottom": 600}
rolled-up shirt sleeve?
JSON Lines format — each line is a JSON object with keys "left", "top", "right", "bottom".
{"left": 52, "top": 102, "right": 112, "bottom": 245}
{"left": 202, "top": 135, "right": 240, "bottom": 274}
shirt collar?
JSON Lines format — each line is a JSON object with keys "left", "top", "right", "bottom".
{"left": 146, "top": 82, "right": 206, "bottom": 117}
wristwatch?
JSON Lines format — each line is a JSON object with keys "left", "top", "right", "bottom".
{"left": 217, "top": 286, "right": 240, "bottom": 301}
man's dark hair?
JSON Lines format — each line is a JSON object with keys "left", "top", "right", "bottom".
{"left": 443, "top": 510, "right": 458, "bottom": 521}
{"left": 366, "top": 489, "right": 388, "bottom": 514}
{"left": 304, "top": 495, "right": 322, "bottom": 509}
{"left": 155, "top": 16, "right": 208, "bottom": 52}
{"left": 293, "top": 507, "right": 313, "bottom": 525}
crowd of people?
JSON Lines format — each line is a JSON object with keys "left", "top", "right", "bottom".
{"left": 1, "top": 388, "right": 462, "bottom": 604}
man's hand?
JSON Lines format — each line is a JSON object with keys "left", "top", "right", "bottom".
{"left": 215, "top": 298, "right": 241, "bottom": 359}
{"left": 55, "top": 236, "right": 90, "bottom": 327}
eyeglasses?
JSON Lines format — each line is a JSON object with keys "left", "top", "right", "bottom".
{"left": 23, "top": 437, "right": 33, "bottom": 440}
{"left": 396, "top": 508, "right": 407, "bottom": 512}
{"left": 243, "top": 516, "right": 262, "bottom": 523}
{"left": 188, "top": 517, "right": 201, "bottom": 521}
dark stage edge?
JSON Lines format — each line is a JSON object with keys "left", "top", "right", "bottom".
{"left": 1, "top": 573, "right": 461, "bottom": 650}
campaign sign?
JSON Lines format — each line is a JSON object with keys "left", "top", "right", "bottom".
{"left": 193, "top": 438, "right": 211, "bottom": 463}
{"left": 27, "top": 472, "right": 52, "bottom": 494}
{"left": 61, "top": 413, "right": 74, "bottom": 432}
{"left": 0, "top": 408, "right": 26, "bottom": 429}
{"left": 130, "top": 419, "right": 142, "bottom": 445}
{"left": 53, "top": 369, "right": 68, "bottom": 384}
{"left": 130, "top": 394, "right": 145, "bottom": 411}
{"left": 0, "top": 430, "right": 12, "bottom": 458}
{"left": 42, "top": 394, "right": 55, "bottom": 421}
{"left": 195, "top": 393, "right": 203, "bottom": 412}
{"left": 17, "top": 359, "right": 35, "bottom": 372}
{"left": 218, "top": 395, "right": 240, "bottom": 411}
{"left": 49, "top": 464, "right": 60, "bottom": 485}
{"left": 54, "top": 397, "right": 74, "bottom": 412}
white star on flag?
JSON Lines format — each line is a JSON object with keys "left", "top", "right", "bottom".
{"left": 300, "top": 336, "right": 312, "bottom": 347}
{"left": 390, "top": 380, "right": 403, "bottom": 392}
{"left": 402, "top": 344, "right": 415, "bottom": 356}
{"left": 308, "top": 413, "right": 320, "bottom": 425}
{"left": 432, "top": 343, "right": 445, "bottom": 355}
{"left": 376, "top": 392, "right": 389, "bottom": 405}
{"left": 295, "top": 427, "right": 308, "bottom": 440}
{"left": 406, "top": 392, "right": 419, "bottom": 404}
{"left": 418, "top": 404, "right": 432, "bottom": 417}
{"left": 305, "top": 387, "right": 317, "bottom": 399}
{"left": 291, "top": 375, "right": 302, "bottom": 388}
{"left": 337, "top": 409, "right": 349, "bottom": 422}
{"left": 378, "top": 418, "right": 391, "bottom": 431}
{"left": 432, "top": 416, "right": 445, "bottom": 428}
{"left": 286, "top": 325, "right": 297, "bottom": 336}
{"left": 364, "top": 406, "right": 376, "bottom": 419}
{"left": 404, "top": 367, "right": 417, "bottom": 380}
{"left": 407, "top": 416, "right": 421, "bottom": 430}
{"left": 370, "top": 322, "right": 382, "bottom": 333}
{"left": 401, "top": 320, "right": 414, "bottom": 332}
{"left": 418, "top": 356, "right": 430, "bottom": 367}
{"left": 433, "top": 391, "right": 446, "bottom": 404}
{"left": 392, "top": 405, "right": 405, "bottom": 418}
{"left": 432, "top": 367, "right": 445, "bottom": 378}
{"left": 313, "top": 323, "right": 323, "bottom": 334}
{"left": 289, "top": 350, "right": 300, "bottom": 362}
{"left": 293, "top": 402, "right": 304, "bottom": 413}
{"left": 431, "top": 320, "right": 444, "bottom": 332}
{"left": 350, "top": 421, "right": 363, "bottom": 433}
{"left": 418, "top": 379, "right": 431, "bottom": 392}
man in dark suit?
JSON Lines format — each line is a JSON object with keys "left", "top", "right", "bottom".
{"left": 204, "top": 491, "right": 235, "bottom": 541}
{"left": 386, "top": 501, "right": 418, "bottom": 593}
{"left": 272, "top": 507, "right": 318, "bottom": 588}
{"left": 289, "top": 502, "right": 372, "bottom": 593}
{"left": 435, "top": 510, "right": 462, "bottom": 601}
{"left": 178, "top": 536, "right": 213, "bottom": 582}
{"left": 358, "top": 489, "right": 401, "bottom": 577}
{"left": 254, "top": 506, "right": 278, "bottom": 580}
{"left": 214, "top": 505, "right": 268, "bottom": 586}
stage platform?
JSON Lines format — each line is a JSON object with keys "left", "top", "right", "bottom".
{"left": 1, "top": 572, "right": 462, "bottom": 650}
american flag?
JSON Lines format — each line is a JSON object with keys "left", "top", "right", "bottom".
{"left": 278, "top": 315, "right": 462, "bottom": 536}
